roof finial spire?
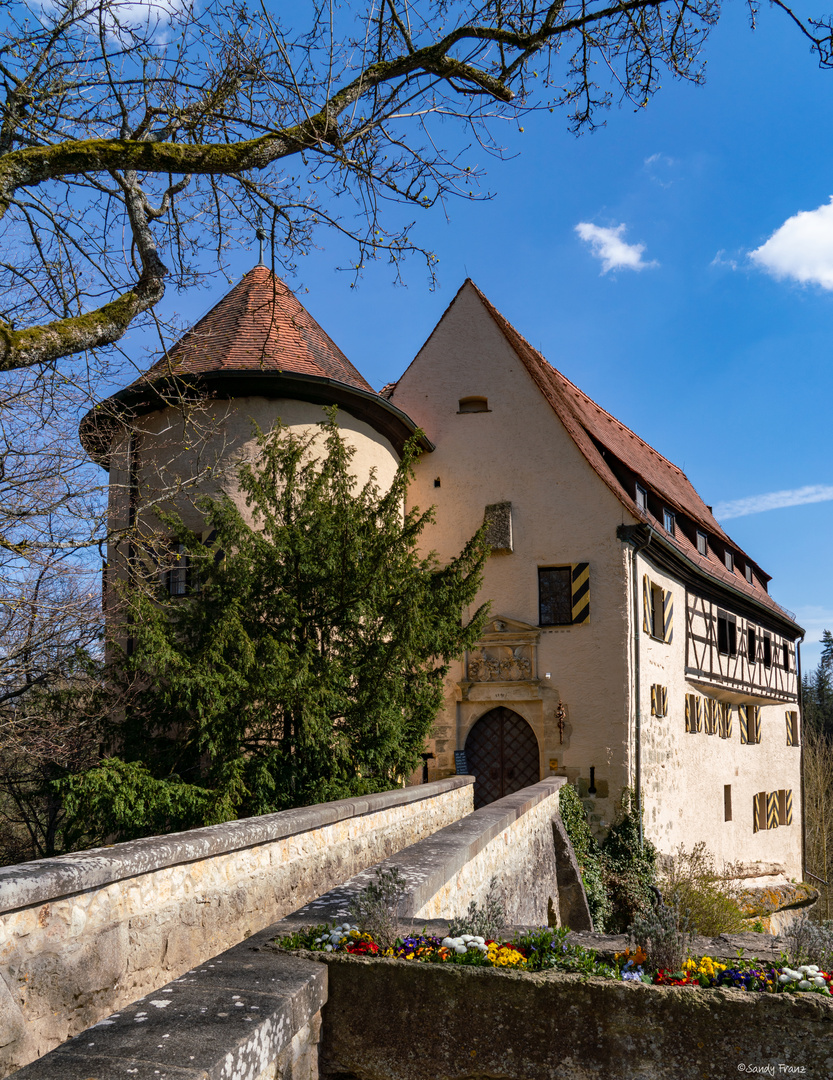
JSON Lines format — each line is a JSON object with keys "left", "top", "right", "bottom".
{"left": 255, "top": 225, "right": 267, "bottom": 266}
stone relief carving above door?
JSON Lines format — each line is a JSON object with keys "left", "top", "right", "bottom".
{"left": 464, "top": 616, "right": 540, "bottom": 685}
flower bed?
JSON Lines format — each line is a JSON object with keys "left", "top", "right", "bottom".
{"left": 279, "top": 922, "right": 833, "bottom": 997}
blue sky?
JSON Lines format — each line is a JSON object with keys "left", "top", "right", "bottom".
{"left": 136, "top": 4, "right": 833, "bottom": 672}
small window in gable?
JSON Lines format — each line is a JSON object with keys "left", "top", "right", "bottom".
{"left": 663, "top": 509, "right": 675, "bottom": 535}
{"left": 745, "top": 564, "right": 753, "bottom": 584}
{"left": 458, "top": 396, "right": 489, "bottom": 413}
{"left": 696, "top": 531, "right": 708, "bottom": 557}
{"left": 724, "top": 550, "right": 734, "bottom": 572}
{"left": 635, "top": 484, "right": 647, "bottom": 510}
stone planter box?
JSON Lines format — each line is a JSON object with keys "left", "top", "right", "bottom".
{"left": 313, "top": 952, "right": 833, "bottom": 1080}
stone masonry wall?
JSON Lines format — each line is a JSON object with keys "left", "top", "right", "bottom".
{"left": 319, "top": 955, "right": 833, "bottom": 1080}
{"left": 413, "top": 778, "right": 563, "bottom": 925}
{"left": 0, "top": 778, "right": 473, "bottom": 1077}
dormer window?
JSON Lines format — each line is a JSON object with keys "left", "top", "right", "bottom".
{"left": 696, "top": 531, "right": 708, "bottom": 557}
{"left": 724, "top": 550, "right": 734, "bottom": 572}
{"left": 635, "top": 484, "right": 647, "bottom": 511}
{"left": 458, "top": 396, "right": 489, "bottom": 413}
{"left": 663, "top": 509, "right": 675, "bottom": 536}
{"left": 745, "top": 564, "right": 753, "bottom": 584}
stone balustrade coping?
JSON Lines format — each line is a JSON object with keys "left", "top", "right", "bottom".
{"left": 0, "top": 776, "right": 474, "bottom": 916}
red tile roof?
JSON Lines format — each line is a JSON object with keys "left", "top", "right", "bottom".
{"left": 410, "top": 280, "right": 796, "bottom": 627}
{"left": 138, "top": 266, "right": 374, "bottom": 394}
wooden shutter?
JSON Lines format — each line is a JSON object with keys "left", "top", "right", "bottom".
{"left": 786, "top": 711, "right": 798, "bottom": 747}
{"left": 766, "top": 791, "right": 779, "bottom": 830}
{"left": 739, "top": 705, "right": 749, "bottom": 744}
{"left": 753, "top": 792, "right": 766, "bottom": 833}
{"left": 651, "top": 685, "right": 658, "bottom": 716}
{"left": 779, "top": 789, "right": 793, "bottom": 826}
{"left": 662, "top": 589, "right": 674, "bottom": 643}
{"left": 724, "top": 704, "right": 733, "bottom": 739}
{"left": 751, "top": 706, "right": 761, "bottom": 744}
{"left": 571, "top": 563, "right": 590, "bottom": 624}
{"left": 695, "top": 696, "right": 703, "bottom": 733}
{"left": 661, "top": 686, "right": 668, "bottom": 716}
{"left": 704, "top": 699, "right": 715, "bottom": 735}
{"left": 643, "top": 575, "right": 651, "bottom": 634}
{"left": 685, "top": 693, "right": 698, "bottom": 734}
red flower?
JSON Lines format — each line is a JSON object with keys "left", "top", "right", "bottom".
{"left": 345, "top": 941, "right": 379, "bottom": 955}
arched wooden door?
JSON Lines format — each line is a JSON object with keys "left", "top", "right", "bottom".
{"left": 464, "top": 707, "right": 540, "bottom": 809}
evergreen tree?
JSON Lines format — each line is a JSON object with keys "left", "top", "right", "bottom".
{"left": 803, "top": 630, "right": 833, "bottom": 741}
{"left": 61, "top": 417, "right": 488, "bottom": 842}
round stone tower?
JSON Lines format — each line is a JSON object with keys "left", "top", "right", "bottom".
{"left": 80, "top": 265, "right": 428, "bottom": 586}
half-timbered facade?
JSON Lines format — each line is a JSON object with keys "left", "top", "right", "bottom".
{"left": 388, "top": 279, "right": 804, "bottom": 880}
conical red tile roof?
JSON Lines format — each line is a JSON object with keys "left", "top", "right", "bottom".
{"left": 140, "top": 265, "right": 374, "bottom": 393}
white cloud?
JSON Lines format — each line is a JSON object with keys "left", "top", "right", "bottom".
{"left": 710, "top": 249, "right": 739, "bottom": 271}
{"left": 575, "top": 223, "right": 657, "bottom": 274}
{"left": 750, "top": 197, "right": 833, "bottom": 288}
{"left": 713, "top": 484, "right": 833, "bottom": 521}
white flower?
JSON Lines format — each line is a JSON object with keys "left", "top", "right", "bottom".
{"left": 441, "top": 938, "right": 454, "bottom": 949}
{"left": 798, "top": 980, "right": 813, "bottom": 990}
{"left": 454, "top": 945, "right": 467, "bottom": 955}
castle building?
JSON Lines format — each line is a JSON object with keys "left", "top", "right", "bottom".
{"left": 387, "top": 280, "right": 803, "bottom": 880}
{"left": 82, "top": 269, "right": 804, "bottom": 881}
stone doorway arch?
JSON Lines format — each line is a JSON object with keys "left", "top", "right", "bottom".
{"left": 464, "top": 707, "right": 540, "bottom": 810}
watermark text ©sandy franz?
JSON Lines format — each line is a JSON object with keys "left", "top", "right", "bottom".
{"left": 736, "top": 1066, "right": 806, "bottom": 1076}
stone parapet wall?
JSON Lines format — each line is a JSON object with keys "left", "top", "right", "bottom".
{"left": 0, "top": 777, "right": 473, "bottom": 1077}
{"left": 9, "top": 928, "right": 326, "bottom": 1080}
{"left": 283, "top": 777, "right": 587, "bottom": 931}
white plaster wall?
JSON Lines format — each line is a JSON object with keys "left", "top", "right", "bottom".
{"left": 133, "top": 397, "right": 400, "bottom": 531}
{"left": 390, "top": 284, "right": 634, "bottom": 820}
{"left": 636, "top": 551, "right": 802, "bottom": 880}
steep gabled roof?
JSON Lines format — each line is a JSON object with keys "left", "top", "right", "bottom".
{"left": 396, "top": 279, "right": 797, "bottom": 629}
{"left": 139, "top": 265, "right": 374, "bottom": 393}
{"left": 80, "top": 267, "right": 431, "bottom": 465}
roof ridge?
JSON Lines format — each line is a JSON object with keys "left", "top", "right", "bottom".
{"left": 466, "top": 279, "right": 687, "bottom": 481}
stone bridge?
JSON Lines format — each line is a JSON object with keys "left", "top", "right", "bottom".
{"left": 0, "top": 775, "right": 590, "bottom": 1077}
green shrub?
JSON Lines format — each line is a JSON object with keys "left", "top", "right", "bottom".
{"left": 602, "top": 789, "right": 658, "bottom": 933}
{"left": 659, "top": 842, "right": 747, "bottom": 936}
{"left": 558, "top": 782, "right": 611, "bottom": 932}
{"left": 559, "top": 784, "right": 658, "bottom": 933}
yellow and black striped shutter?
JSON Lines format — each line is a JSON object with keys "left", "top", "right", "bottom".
{"left": 783, "top": 789, "right": 793, "bottom": 825}
{"left": 661, "top": 686, "right": 668, "bottom": 716}
{"left": 662, "top": 589, "right": 674, "bottom": 643}
{"left": 739, "top": 705, "right": 748, "bottom": 744}
{"left": 643, "top": 575, "right": 651, "bottom": 634}
{"left": 651, "top": 686, "right": 658, "bottom": 716}
{"left": 695, "top": 696, "right": 703, "bottom": 733}
{"left": 752, "top": 706, "right": 761, "bottom": 744}
{"left": 786, "top": 711, "right": 798, "bottom": 746}
{"left": 571, "top": 563, "right": 590, "bottom": 624}
{"left": 725, "top": 704, "right": 733, "bottom": 739}
{"left": 766, "top": 791, "right": 779, "bottom": 830}
{"left": 685, "top": 694, "right": 691, "bottom": 732}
